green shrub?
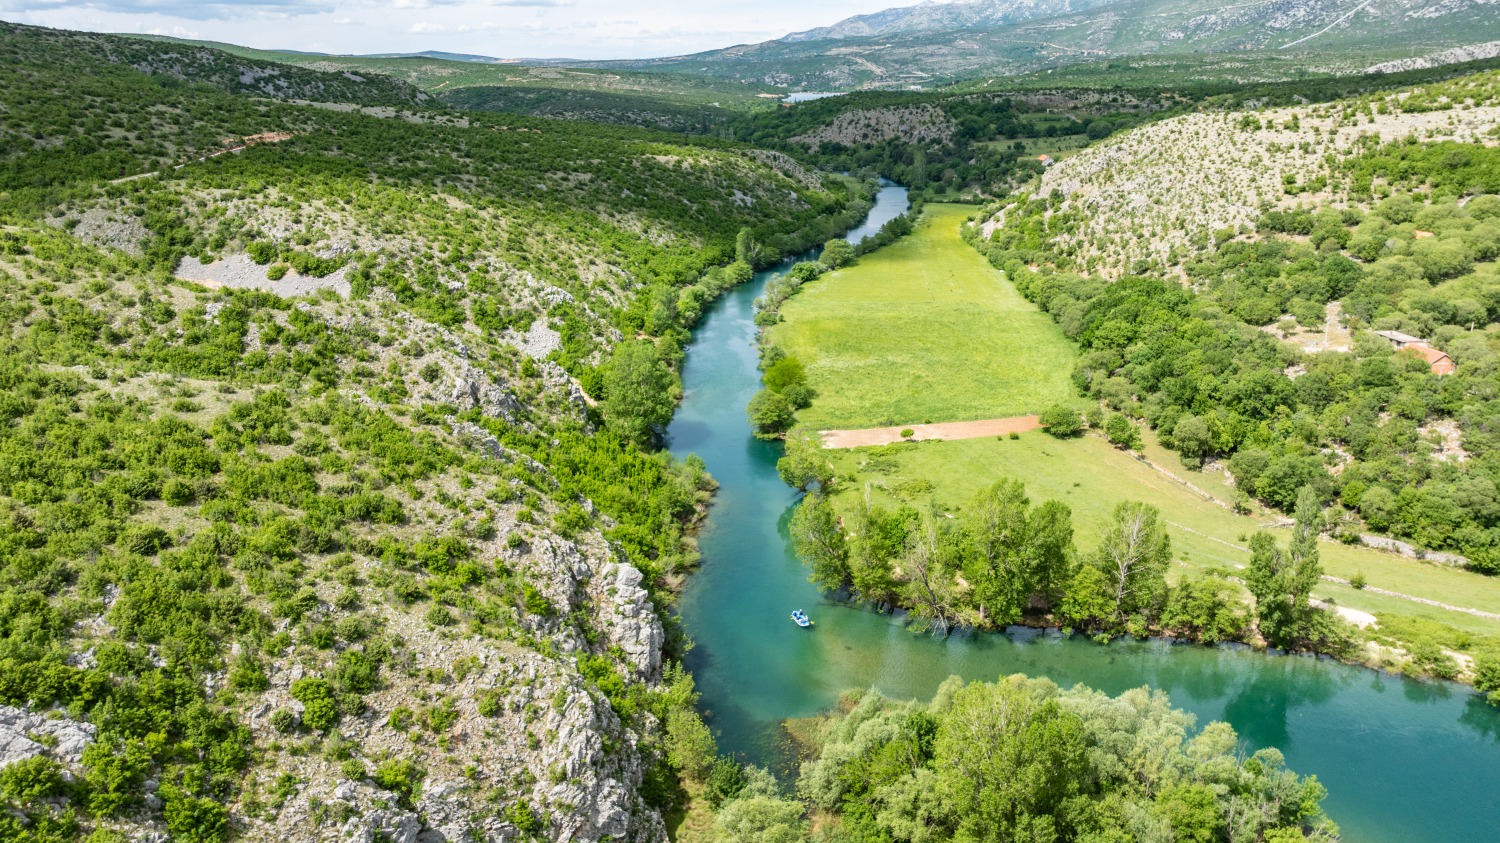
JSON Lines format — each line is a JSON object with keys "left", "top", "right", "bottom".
{"left": 1039, "top": 404, "right": 1082, "bottom": 437}
{"left": 270, "top": 709, "right": 297, "bottom": 734}
{"left": 290, "top": 678, "right": 339, "bottom": 731}
{"left": 161, "top": 478, "right": 196, "bottom": 506}
{"left": 332, "top": 650, "right": 380, "bottom": 695}
{"left": 373, "top": 758, "right": 423, "bottom": 808}
{"left": 506, "top": 800, "right": 542, "bottom": 835}
{"left": 706, "top": 758, "right": 746, "bottom": 807}
{"left": 388, "top": 706, "right": 415, "bottom": 731}
{"left": 247, "top": 242, "right": 278, "bottom": 264}
{"left": 161, "top": 786, "right": 231, "bottom": 843}
{"left": 0, "top": 756, "right": 69, "bottom": 801}
{"left": 228, "top": 655, "right": 270, "bottom": 693}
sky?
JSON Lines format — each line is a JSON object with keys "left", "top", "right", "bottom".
{"left": 0, "top": 0, "right": 913, "bottom": 59}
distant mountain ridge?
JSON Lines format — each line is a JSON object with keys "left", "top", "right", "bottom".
{"left": 779, "top": 0, "right": 1117, "bottom": 43}
{"left": 601, "top": 0, "right": 1500, "bottom": 90}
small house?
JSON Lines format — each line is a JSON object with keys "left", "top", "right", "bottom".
{"left": 1400, "top": 343, "right": 1456, "bottom": 376}
{"left": 1037, "top": 155, "right": 1055, "bottom": 168}
{"left": 1372, "top": 330, "right": 1453, "bottom": 375}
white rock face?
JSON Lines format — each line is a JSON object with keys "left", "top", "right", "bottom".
{"left": 1365, "top": 40, "right": 1500, "bottom": 74}
{"left": 599, "top": 564, "right": 666, "bottom": 681}
{"left": 989, "top": 95, "right": 1500, "bottom": 277}
{"left": 0, "top": 706, "right": 97, "bottom": 767}
{"left": 449, "top": 364, "right": 525, "bottom": 421}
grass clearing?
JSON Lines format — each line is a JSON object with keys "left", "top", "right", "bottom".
{"left": 770, "top": 204, "right": 1078, "bottom": 429}
{"left": 980, "top": 133, "right": 1092, "bottom": 163}
{"left": 823, "top": 431, "right": 1500, "bottom": 639}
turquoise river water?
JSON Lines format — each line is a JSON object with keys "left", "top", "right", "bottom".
{"left": 665, "top": 184, "right": 1500, "bottom": 841}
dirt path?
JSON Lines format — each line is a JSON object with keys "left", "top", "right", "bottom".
{"left": 821, "top": 415, "right": 1040, "bottom": 448}
{"left": 110, "top": 133, "right": 295, "bottom": 184}
{"left": 1320, "top": 575, "right": 1500, "bottom": 621}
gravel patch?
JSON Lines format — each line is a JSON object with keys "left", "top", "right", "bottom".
{"left": 176, "top": 254, "right": 351, "bottom": 298}
{"left": 48, "top": 207, "right": 150, "bottom": 255}
{"left": 505, "top": 319, "right": 563, "bottom": 359}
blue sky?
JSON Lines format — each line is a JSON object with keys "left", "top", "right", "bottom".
{"left": 0, "top": 0, "right": 907, "bottom": 58}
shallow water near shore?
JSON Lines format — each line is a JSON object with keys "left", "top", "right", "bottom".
{"left": 666, "top": 184, "right": 1500, "bottom": 842}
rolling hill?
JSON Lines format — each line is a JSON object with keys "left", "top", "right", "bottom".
{"left": 0, "top": 20, "right": 866, "bottom": 843}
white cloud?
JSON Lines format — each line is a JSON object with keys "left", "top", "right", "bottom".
{"left": 2, "top": 0, "right": 904, "bottom": 59}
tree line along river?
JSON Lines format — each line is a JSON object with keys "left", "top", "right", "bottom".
{"left": 665, "top": 184, "right": 1500, "bottom": 842}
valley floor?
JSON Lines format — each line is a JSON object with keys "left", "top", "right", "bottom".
{"left": 778, "top": 205, "right": 1500, "bottom": 683}
{"left": 769, "top": 203, "right": 1079, "bottom": 429}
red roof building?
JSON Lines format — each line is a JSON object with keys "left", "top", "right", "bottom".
{"left": 1400, "top": 343, "right": 1456, "bottom": 376}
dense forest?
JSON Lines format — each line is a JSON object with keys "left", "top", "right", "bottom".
{"left": 713, "top": 675, "right": 1338, "bottom": 843}
{"left": 729, "top": 91, "right": 1157, "bottom": 202}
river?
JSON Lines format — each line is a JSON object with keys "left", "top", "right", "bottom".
{"left": 664, "top": 183, "right": 1500, "bottom": 842}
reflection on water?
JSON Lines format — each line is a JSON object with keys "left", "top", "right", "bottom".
{"left": 665, "top": 184, "right": 1500, "bottom": 843}
{"left": 783, "top": 92, "right": 847, "bottom": 103}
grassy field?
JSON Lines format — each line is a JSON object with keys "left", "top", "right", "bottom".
{"left": 981, "top": 133, "right": 1093, "bottom": 163}
{"left": 770, "top": 204, "right": 1079, "bottom": 430}
{"left": 822, "top": 431, "right": 1500, "bottom": 639}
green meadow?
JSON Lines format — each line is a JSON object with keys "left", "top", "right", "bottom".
{"left": 769, "top": 203, "right": 1079, "bottom": 430}
{"left": 823, "top": 430, "right": 1500, "bottom": 640}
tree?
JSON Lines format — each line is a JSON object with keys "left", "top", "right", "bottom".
{"left": 747, "top": 389, "right": 794, "bottom": 439}
{"left": 602, "top": 341, "right": 676, "bottom": 448}
{"left": 777, "top": 427, "right": 832, "bottom": 491}
{"left": 726, "top": 260, "right": 754, "bottom": 287}
{"left": 1155, "top": 783, "right": 1222, "bottom": 843}
{"left": 1026, "top": 500, "right": 1076, "bottom": 610}
{"left": 715, "top": 767, "right": 807, "bottom": 843}
{"left": 1059, "top": 566, "right": 1115, "bottom": 629}
{"left": 820, "top": 237, "right": 855, "bottom": 269}
{"left": 791, "top": 494, "right": 849, "bottom": 592}
{"left": 762, "top": 356, "right": 806, "bottom": 393}
{"left": 1247, "top": 485, "right": 1325, "bottom": 648}
{"left": 1104, "top": 413, "right": 1141, "bottom": 450}
{"left": 664, "top": 708, "right": 716, "bottom": 780}
{"left": 1038, "top": 404, "right": 1082, "bottom": 438}
{"left": 847, "top": 497, "right": 903, "bottom": 602}
{"left": 902, "top": 514, "right": 959, "bottom": 635}
{"left": 935, "top": 677, "right": 1088, "bottom": 842}
{"left": 735, "top": 228, "right": 763, "bottom": 267}
{"left": 961, "top": 480, "right": 1033, "bottom": 626}
{"left": 1172, "top": 414, "right": 1212, "bottom": 461}
{"left": 1095, "top": 501, "right": 1171, "bottom": 620}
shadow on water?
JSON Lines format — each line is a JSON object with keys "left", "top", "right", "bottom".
{"left": 665, "top": 182, "right": 1500, "bottom": 843}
